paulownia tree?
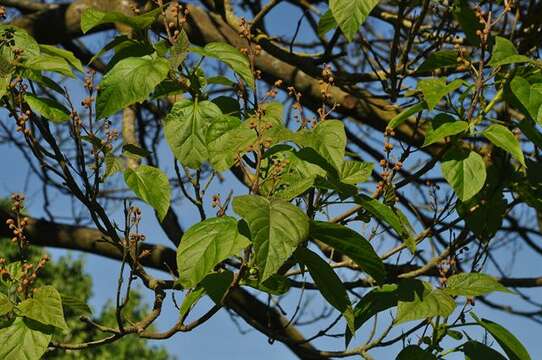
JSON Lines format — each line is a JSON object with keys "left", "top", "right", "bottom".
{"left": 0, "top": 0, "right": 541, "bottom": 358}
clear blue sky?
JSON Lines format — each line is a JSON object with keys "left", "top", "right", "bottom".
{"left": 1, "top": 2, "right": 540, "bottom": 358}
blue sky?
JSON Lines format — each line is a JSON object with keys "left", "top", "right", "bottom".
{"left": 1, "top": 1, "right": 541, "bottom": 359}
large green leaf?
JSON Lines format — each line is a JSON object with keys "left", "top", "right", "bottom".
{"left": 164, "top": 99, "right": 222, "bottom": 169}
{"left": 444, "top": 273, "right": 511, "bottom": 297}
{"left": 124, "top": 164, "right": 171, "bottom": 221}
{"left": 0, "top": 317, "right": 53, "bottom": 360}
{"left": 0, "top": 292, "right": 13, "bottom": 315}
{"left": 329, "top": 0, "right": 380, "bottom": 42}
{"left": 509, "top": 76, "right": 542, "bottom": 124}
{"left": 206, "top": 115, "right": 256, "bottom": 172}
{"left": 295, "top": 248, "right": 354, "bottom": 332}
{"left": 177, "top": 217, "right": 250, "bottom": 288}
{"left": 488, "top": 36, "right": 530, "bottom": 67}
{"left": 310, "top": 221, "right": 386, "bottom": 284}
{"left": 417, "top": 50, "right": 458, "bottom": 73}
{"left": 440, "top": 148, "right": 486, "bottom": 201}
{"left": 340, "top": 160, "right": 373, "bottom": 185}
{"left": 18, "top": 286, "right": 68, "bottom": 330}
{"left": 482, "top": 124, "right": 525, "bottom": 167}
{"left": 232, "top": 195, "right": 309, "bottom": 281}
{"left": 356, "top": 195, "right": 416, "bottom": 253}
{"left": 81, "top": 7, "right": 161, "bottom": 34}
{"left": 423, "top": 114, "right": 468, "bottom": 147}
{"left": 301, "top": 120, "right": 346, "bottom": 171}
{"left": 417, "top": 78, "right": 463, "bottom": 110}
{"left": 462, "top": 340, "right": 507, "bottom": 360}
{"left": 345, "top": 283, "right": 399, "bottom": 346}
{"left": 24, "top": 94, "right": 70, "bottom": 123}
{"left": 22, "top": 54, "right": 74, "bottom": 78}
{"left": 96, "top": 54, "right": 169, "bottom": 119}
{"left": 396, "top": 345, "right": 436, "bottom": 360}
{"left": 395, "top": 281, "right": 456, "bottom": 324}
{"left": 472, "top": 314, "right": 531, "bottom": 360}
{"left": 192, "top": 42, "right": 254, "bottom": 88}
{"left": 38, "top": 44, "right": 83, "bottom": 72}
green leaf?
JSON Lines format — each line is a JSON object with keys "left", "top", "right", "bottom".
{"left": 452, "top": 0, "right": 483, "bottom": 46}
{"left": 396, "top": 345, "right": 436, "bottom": 360}
{"left": 96, "top": 54, "right": 169, "bottom": 119}
{"left": 232, "top": 195, "right": 309, "bottom": 282}
{"left": 310, "top": 221, "right": 386, "bottom": 284}
{"left": 123, "top": 143, "right": 151, "bottom": 159}
{"left": 295, "top": 248, "right": 355, "bottom": 333}
{"left": 458, "top": 191, "right": 507, "bottom": 241}
{"left": 488, "top": 36, "right": 530, "bottom": 67}
{"left": 88, "top": 35, "right": 130, "bottom": 65}
{"left": 39, "top": 44, "right": 83, "bottom": 72}
{"left": 200, "top": 271, "right": 234, "bottom": 304}
{"left": 417, "top": 50, "right": 458, "bottom": 73}
{"left": 482, "top": 124, "right": 525, "bottom": 167}
{"left": 441, "top": 148, "right": 486, "bottom": 201}
{"left": 340, "top": 160, "right": 373, "bottom": 185}
{"left": 395, "top": 281, "right": 456, "bottom": 324}
{"left": 509, "top": 76, "right": 542, "bottom": 124}
{"left": 211, "top": 96, "right": 240, "bottom": 116}
{"left": 462, "top": 340, "right": 507, "bottom": 360}
{"left": 165, "top": 99, "right": 222, "bottom": 169}
{"left": 170, "top": 28, "right": 190, "bottom": 71}
{"left": 317, "top": 10, "right": 338, "bottom": 36}
{"left": 22, "top": 54, "right": 74, "bottom": 78}
{"left": 301, "top": 120, "right": 346, "bottom": 171}
{"left": 18, "top": 286, "right": 68, "bottom": 330}
{"left": 124, "top": 164, "right": 171, "bottom": 221}
{"left": 417, "top": 78, "right": 463, "bottom": 110}
{"left": 0, "top": 317, "right": 53, "bottom": 360}
{"left": 273, "top": 175, "right": 316, "bottom": 201}
{"left": 80, "top": 7, "right": 162, "bottom": 34}
{"left": 0, "top": 25, "right": 40, "bottom": 60}
{"left": 444, "top": 273, "right": 511, "bottom": 297}
{"left": 388, "top": 102, "right": 426, "bottom": 129}
{"left": 0, "top": 293, "right": 13, "bottom": 315}
{"left": 192, "top": 42, "right": 254, "bottom": 88}
{"left": 423, "top": 114, "right": 468, "bottom": 147}
{"left": 356, "top": 195, "right": 416, "bottom": 253}
{"left": 329, "top": 0, "right": 380, "bottom": 42}
{"left": 242, "top": 274, "right": 290, "bottom": 295}
{"left": 20, "top": 70, "right": 65, "bottom": 95}
{"left": 24, "top": 94, "right": 70, "bottom": 123}
{"left": 179, "top": 288, "right": 205, "bottom": 319}
{"left": 60, "top": 293, "right": 92, "bottom": 316}
{"left": 177, "top": 217, "right": 250, "bottom": 288}
{"left": 345, "top": 284, "right": 399, "bottom": 346}
{"left": 472, "top": 314, "right": 531, "bottom": 360}
{"left": 105, "top": 39, "right": 154, "bottom": 72}
{"left": 104, "top": 154, "right": 124, "bottom": 178}
{"left": 257, "top": 102, "right": 294, "bottom": 144}
{"left": 206, "top": 115, "right": 256, "bottom": 172}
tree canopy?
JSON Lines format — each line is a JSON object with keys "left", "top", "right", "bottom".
{"left": 0, "top": 0, "right": 541, "bottom": 359}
